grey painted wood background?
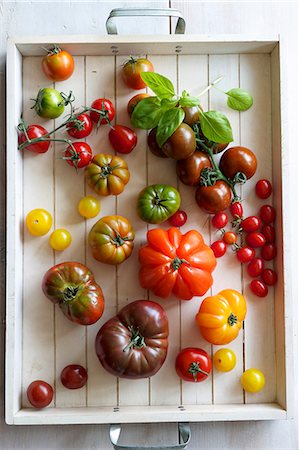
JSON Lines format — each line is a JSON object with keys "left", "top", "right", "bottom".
{"left": 0, "top": 1, "right": 298, "bottom": 449}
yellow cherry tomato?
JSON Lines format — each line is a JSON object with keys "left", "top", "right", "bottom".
{"left": 49, "top": 229, "right": 72, "bottom": 251}
{"left": 78, "top": 196, "right": 101, "bottom": 219}
{"left": 240, "top": 368, "right": 265, "bottom": 393}
{"left": 26, "top": 209, "right": 52, "bottom": 236}
{"left": 213, "top": 348, "right": 236, "bottom": 372}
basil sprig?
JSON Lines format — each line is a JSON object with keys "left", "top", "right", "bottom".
{"left": 199, "top": 110, "right": 233, "bottom": 144}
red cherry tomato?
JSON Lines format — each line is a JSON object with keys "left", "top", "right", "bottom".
{"left": 245, "top": 231, "right": 266, "bottom": 248}
{"left": 255, "top": 179, "right": 272, "bottom": 199}
{"left": 175, "top": 347, "right": 212, "bottom": 382}
{"left": 250, "top": 279, "right": 268, "bottom": 297}
{"left": 211, "top": 240, "right": 227, "bottom": 258}
{"left": 261, "top": 224, "right": 276, "bottom": 243}
{"left": 223, "top": 231, "right": 237, "bottom": 245}
{"left": 66, "top": 113, "right": 92, "bottom": 139}
{"left": 236, "top": 246, "right": 255, "bottom": 263}
{"left": 90, "top": 98, "right": 115, "bottom": 125}
{"left": 60, "top": 365, "right": 88, "bottom": 389}
{"left": 261, "top": 269, "right": 278, "bottom": 286}
{"left": 247, "top": 257, "right": 264, "bottom": 278}
{"left": 168, "top": 210, "right": 187, "bottom": 227}
{"left": 108, "top": 124, "right": 137, "bottom": 154}
{"left": 261, "top": 243, "right": 277, "bottom": 261}
{"left": 27, "top": 380, "right": 53, "bottom": 408}
{"left": 212, "top": 212, "right": 228, "bottom": 229}
{"left": 64, "top": 142, "right": 92, "bottom": 169}
{"left": 18, "top": 124, "right": 50, "bottom": 153}
{"left": 230, "top": 202, "right": 243, "bottom": 219}
{"left": 241, "top": 216, "right": 261, "bottom": 233}
{"left": 259, "top": 205, "right": 276, "bottom": 224}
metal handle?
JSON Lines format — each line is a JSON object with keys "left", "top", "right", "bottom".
{"left": 109, "top": 423, "right": 191, "bottom": 450}
{"left": 106, "top": 8, "right": 185, "bottom": 35}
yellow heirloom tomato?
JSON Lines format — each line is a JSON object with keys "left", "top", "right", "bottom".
{"left": 26, "top": 209, "right": 52, "bottom": 236}
{"left": 49, "top": 229, "right": 72, "bottom": 251}
{"left": 78, "top": 196, "right": 101, "bottom": 219}
{"left": 213, "top": 348, "right": 236, "bottom": 372}
{"left": 240, "top": 368, "right": 265, "bottom": 393}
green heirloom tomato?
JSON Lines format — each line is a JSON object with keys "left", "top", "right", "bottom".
{"left": 33, "top": 88, "right": 65, "bottom": 119}
{"left": 137, "top": 184, "right": 181, "bottom": 224}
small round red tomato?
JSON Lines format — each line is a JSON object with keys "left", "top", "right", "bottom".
{"left": 261, "top": 269, "right": 278, "bottom": 286}
{"left": 261, "top": 243, "right": 277, "bottom": 261}
{"left": 175, "top": 348, "right": 211, "bottom": 382}
{"left": 122, "top": 57, "right": 154, "bottom": 90}
{"left": 27, "top": 380, "right": 53, "bottom": 408}
{"left": 223, "top": 231, "right": 237, "bottom": 245}
{"left": 42, "top": 46, "right": 74, "bottom": 81}
{"left": 211, "top": 240, "right": 227, "bottom": 258}
{"left": 250, "top": 279, "right": 268, "bottom": 297}
{"left": 219, "top": 146, "right": 257, "bottom": 180}
{"left": 255, "top": 179, "right": 272, "bottom": 199}
{"left": 67, "top": 113, "right": 92, "bottom": 139}
{"left": 168, "top": 210, "right": 187, "bottom": 227}
{"left": 195, "top": 181, "right": 232, "bottom": 214}
{"left": 108, "top": 124, "right": 137, "bottom": 154}
{"left": 230, "top": 202, "right": 243, "bottom": 219}
{"left": 60, "top": 365, "right": 88, "bottom": 389}
{"left": 212, "top": 212, "right": 228, "bottom": 229}
{"left": 64, "top": 142, "right": 92, "bottom": 169}
{"left": 90, "top": 98, "right": 115, "bottom": 125}
{"left": 236, "top": 246, "right": 255, "bottom": 263}
{"left": 261, "top": 224, "right": 276, "bottom": 243}
{"left": 245, "top": 231, "right": 266, "bottom": 248}
{"left": 127, "top": 93, "right": 150, "bottom": 116}
{"left": 259, "top": 205, "right": 276, "bottom": 224}
{"left": 241, "top": 216, "right": 261, "bottom": 233}
{"left": 18, "top": 124, "right": 50, "bottom": 153}
{"left": 247, "top": 257, "right": 264, "bottom": 278}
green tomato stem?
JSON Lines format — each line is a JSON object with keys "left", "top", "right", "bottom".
{"left": 188, "top": 361, "right": 209, "bottom": 382}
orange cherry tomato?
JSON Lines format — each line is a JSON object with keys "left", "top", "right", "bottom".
{"left": 122, "top": 57, "right": 154, "bottom": 90}
{"left": 42, "top": 46, "right": 74, "bottom": 82}
{"left": 223, "top": 231, "right": 237, "bottom": 245}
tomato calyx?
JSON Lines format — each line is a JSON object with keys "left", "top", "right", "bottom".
{"left": 123, "top": 325, "right": 146, "bottom": 352}
{"left": 43, "top": 44, "right": 62, "bottom": 56}
{"left": 171, "top": 256, "right": 189, "bottom": 271}
{"left": 62, "top": 285, "right": 82, "bottom": 302}
{"left": 111, "top": 231, "right": 129, "bottom": 248}
{"left": 188, "top": 361, "right": 209, "bottom": 381}
{"left": 99, "top": 164, "right": 120, "bottom": 178}
{"left": 227, "top": 312, "right": 238, "bottom": 326}
{"left": 87, "top": 100, "right": 112, "bottom": 128}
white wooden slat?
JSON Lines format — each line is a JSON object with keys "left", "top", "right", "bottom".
{"left": 208, "top": 55, "right": 244, "bottom": 404}
{"left": 22, "top": 57, "right": 55, "bottom": 407}
{"left": 240, "top": 54, "right": 276, "bottom": 403}
{"left": 85, "top": 56, "right": 118, "bottom": 407}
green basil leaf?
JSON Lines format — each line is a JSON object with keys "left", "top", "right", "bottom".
{"left": 156, "top": 108, "right": 185, "bottom": 147}
{"left": 141, "top": 72, "right": 175, "bottom": 99}
{"left": 161, "top": 98, "right": 178, "bottom": 111}
{"left": 226, "top": 88, "right": 253, "bottom": 111}
{"left": 200, "top": 110, "right": 233, "bottom": 143}
{"left": 131, "top": 97, "right": 162, "bottom": 129}
{"left": 179, "top": 96, "right": 201, "bottom": 107}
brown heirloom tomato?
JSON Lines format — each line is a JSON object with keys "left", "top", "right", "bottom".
{"left": 219, "top": 146, "right": 257, "bottom": 180}
{"left": 85, "top": 154, "right": 130, "bottom": 196}
{"left": 42, "top": 262, "right": 104, "bottom": 325}
{"left": 176, "top": 150, "right": 212, "bottom": 186}
{"left": 95, "top": 300, "right": 169, "bottom": 379}
{"left": 148, "top": 128, "right": 168, "bottom": 158}
{"left": 88, "top": 215, "right": 135, "bottom": 265}
{"left": 182, "top": 106, "right": 200, "bottom": 126}
{"left": 161, "top": 123, "right": 196, "bottom": 160}
{"left": 195, "top": 181, "right": 232, "bottom": 214}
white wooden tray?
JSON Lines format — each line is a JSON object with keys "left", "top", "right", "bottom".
{"left": 6, "top": 33, "right": 293, "bottom": 426}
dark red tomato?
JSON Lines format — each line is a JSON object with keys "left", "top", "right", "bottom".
{"left": 67, "top": 113, "right": 92, "bottom": 139}
{"left": 64, "top": 142, "right": 92, "bottom": 169}
{"left": 223, "top": 231, "right": 237, "bottom": 245}
{"left": 90, "top": 98, "right": 115, "bottom": 125}
{"left": 261, "top": 243, "right": 277, "bottom": 261}
{"left": 195, "top": 181, "right": 232, "bottom": 214}
{"left": 212, "top": 212, "right": 228, "bottom": 229}
{"left": 247, "top": 257, "right": 264, "bottom": 278}
{"left": 27, "top": 380, "right": 53, "bottom": 408}
{"left": 122, "top": 57, "right": 154, "bottom": 90}
{"left": 261, "top": 269, "right": 278, "bottom": 286}
{"left": 236, "top": 246, "right": 255, "bottom": 263}
{"left": 148, "top": 128, "right": 168, "bottom": 158}
{"left": 127, "top": 93, "right": 150, "bottom": 116}
{"left": 18, "top": 124, "right": 50, "bottom": 153}
{"left": 241, "top": 216, "right": 261, "bottom": 233}
{"left": 182, "top": 106, "right": 200, "bottom": 126}
{"left": 259, "top": 205, "right": 276, "bottom": 224}
{"left": 230, "top": 202, "right": 243, "bottom": 219}
{"left": 176, "top": 150, "right": 211, "bottom": 186}
{"left": 245, "top": 232, "right": 266, "bottom": 248}
{"left": 255, "top": 179, "right": 272, "bottom": 199}
{"left": 60, "top": 365, "right": 88, "bottom": 389}
{"left": 161, "top": 123, "right": 196, "bottom": 160}
{"left": 109, "top": 124, "right": 137, "bottom": 154}
{"left": 219, "top": 146, "right": 257, "bottom": 180}
{"left": 175, "top": 348, "right": 211, "bottom": 382}
{"left": 211, "top": 240, "right": 227, "bottom": 258}
{"left": 261, "top": 224, "right": 276, "bottom": 243}
{"left": 169, "top": 210, "right": 187, "bottom": 227}
{"left": 250, "top": 279, "right": 268, "bottom": 297}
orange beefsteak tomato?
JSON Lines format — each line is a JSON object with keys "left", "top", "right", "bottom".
{"left": 196, "top": 289, "right": 246, "bottom": 345}
{"left": 139, "top": 227, "right": 216, "bottom": 300}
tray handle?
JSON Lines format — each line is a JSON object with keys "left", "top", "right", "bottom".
{"left": 109, "top": 423, "right": 191, "bottom": 450}
{"left": 106, "top": 8, "right": 185, "bottom": 35}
